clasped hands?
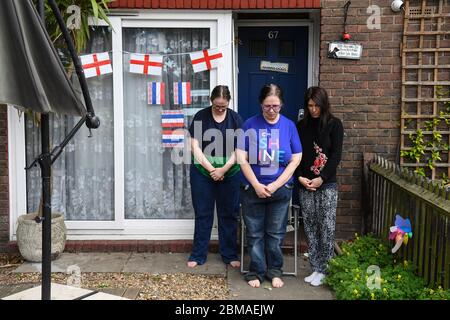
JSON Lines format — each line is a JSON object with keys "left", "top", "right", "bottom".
{"left": 299, "top": 176, "right": 323, "bottom": 191}
{"left": 253, "top": 182, "right": 279, "bottom": 198}
{"left": 209, "top": 167, "right": 226, "bottom": 181}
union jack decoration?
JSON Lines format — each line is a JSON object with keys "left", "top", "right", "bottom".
{"left": 148, "top": 82, "right": 165, "bottom": 105}
{"left": 173, "top": 82, "right": 191, "bottom": 105}
{"left": 161, "top": 110, "right": 185, "bottom": 148}
{"left": 129, "top": 54, "right": 163, "bottom": 76}
{"left": 189, "top": 48, "right": 223, "bottom": 73}
{"left": 80, "top": 52, "right": 112, "bottom": 78}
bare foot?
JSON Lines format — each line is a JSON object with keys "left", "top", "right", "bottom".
{"left": 247, "top": 279, "right": 260, "bottom": 288}
{"left": 229, "top": 261, "right": 241, "bottom": 268}
{"left": 187, "top": 261, "right": 198, "bottom": 268}
{"left": 272, "top": 277, "right": 284, "bottom": 288}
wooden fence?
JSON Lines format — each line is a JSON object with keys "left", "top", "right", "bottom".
{"left": 365, "top": 155, "right": 450, "bottom": 289}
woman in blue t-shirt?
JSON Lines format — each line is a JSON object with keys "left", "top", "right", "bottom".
{"left": 236, "top": 84, "right": 302, "bottom": 288}
{"left": 187, "top": 85, "right": 243, "bottom": 268}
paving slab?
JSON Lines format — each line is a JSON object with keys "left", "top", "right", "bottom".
{"left": 2, "top": 283, "right": 92, "bottom": 300}
{"left": 123, "top": 252, "right": 226, "bottom": 276}
{"left": 13, "top": 252, "right": 132, "bottom": 273}
{"left": 1, "top": 283, "right": 130, "bottom": 300}
{"left": 228, "top": 256, "right": 335, "bottom": 300}
{"left": 82, "top": 292, "right": 129, "bottom": 300}
{"left": 0, "top": 283, "right": 39, "bottom": 299}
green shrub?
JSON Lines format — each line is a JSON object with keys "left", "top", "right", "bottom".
{"left": 324, "top": 234, "right": 450, "bottom": 300}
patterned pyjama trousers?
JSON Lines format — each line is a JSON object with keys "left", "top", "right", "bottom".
{"left": 299, "top": 185, "right": 338, "bottom": 274}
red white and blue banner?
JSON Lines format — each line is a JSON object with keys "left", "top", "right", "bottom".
{"left": 161, "top": 110, "right": 185, "bottom": 148}
{"left": 147, "top": 82, "right": 165, "bottom": 105}
{"left": 80, "top": 52, "right": 112, "bottom": 78}
{"left": 129, "top": 54, "right": 163, "bottom": 76}
{"left": 189, "top": 48, "right": 223, "bottom": 73}
{"left": 161, "top": 130, "right": 185, "bottom": 147}
{"left": 173, "top": 82, "right": 191, "bottom": 105}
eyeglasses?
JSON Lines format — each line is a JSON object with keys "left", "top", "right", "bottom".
{"left": 262, "top": 105, "right": 281, "bottom": 112}
{"left": 213, "top": 104, "right": 228, "bottom": 110}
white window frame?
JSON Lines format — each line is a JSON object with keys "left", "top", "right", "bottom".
{"left": 9, "top": 11, "right": 234, "bottom": 240}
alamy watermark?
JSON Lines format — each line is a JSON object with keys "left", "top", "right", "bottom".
{"left": 169, "top": 121, "right": 284, "bottom": 176}
{"left": 366, "top": 265, "right": 381, "bottom": 290}
{"left": 367, "top": 5, "right": 381, "bottom": 30}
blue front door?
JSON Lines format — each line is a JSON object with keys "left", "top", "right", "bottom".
{"left": 237, "top": 26, "right": 309, "bottom": 122}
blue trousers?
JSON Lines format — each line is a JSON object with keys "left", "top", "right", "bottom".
{"left": 240, "top": 184, "right": 292, "bottom": 282}
{"left": 189, "top": 165, "right": 240, "bottom": 265}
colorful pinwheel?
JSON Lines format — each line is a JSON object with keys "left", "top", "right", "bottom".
{"left": 389, "top": 214, "right": 413, "bottom": 253}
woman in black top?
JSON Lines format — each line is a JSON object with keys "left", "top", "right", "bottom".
{"left": 295, "top": 86, "right": 344, "bottom": 286}
{"left": 187, "top": 85, "right": 243, "bottom": 268}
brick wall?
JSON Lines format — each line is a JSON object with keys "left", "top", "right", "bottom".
{"left": 320, "top": 0, "right": 402, "bottom": 239}
{"left": 0, "top": 107, "right": 9, "bottom": 252}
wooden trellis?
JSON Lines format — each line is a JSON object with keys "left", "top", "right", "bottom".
{"left": 400, "top": 0, "right": 450, "bottom": 180}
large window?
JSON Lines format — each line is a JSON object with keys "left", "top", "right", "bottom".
{"left": 16, "top": 13, "right": 231, "bottom": 236}
{"left": 26, "top": 27, "right": 114, "bottom": 221}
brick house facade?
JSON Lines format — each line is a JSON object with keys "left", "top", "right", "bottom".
{"left": 0, "top": 0, "right": 404, "bottom": 252}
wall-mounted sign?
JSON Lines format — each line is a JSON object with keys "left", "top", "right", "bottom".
{"left": 260, "top": 60, "right": 289, "bottom": 73}
{"left": 328, "top": 42, "right": 363, "bottom": 60}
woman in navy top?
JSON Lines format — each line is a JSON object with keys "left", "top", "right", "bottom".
{"left": 187, "top": 85, "right": 243, "bottom": 268}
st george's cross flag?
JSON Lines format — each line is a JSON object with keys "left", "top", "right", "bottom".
{"left": 189, "top": 48, "right": 223, "bottom": 73}
{"left": 148, "top": 82, "right": 165, "bottom": 105}
{"left": 161, "top": 110, "right": 185, "bottom": 148}
{"left": 80, "top": 52, "right": 112, "bottom": 78}
{"left": 129, "top": 54, "right": 163, "bottom": 76}
{"left": 173, "top": 82, "right": 191, "bottom": 105}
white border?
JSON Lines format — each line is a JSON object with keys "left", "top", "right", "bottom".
{"left": 8, "top": 107, "right": 27, "bottom": 241}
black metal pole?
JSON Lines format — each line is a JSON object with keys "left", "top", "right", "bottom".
{"left": 37, "top": 0, "right": 52, "bottom": 301}
{"left": 40, "top": 115, "right": 52, "bottom": 301}
{"left": 47, "top": 0, "right": 100, "bottom": 132}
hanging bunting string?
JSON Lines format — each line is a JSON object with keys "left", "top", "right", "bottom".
{"left": 100, "top": 40, "right": 234, "bottom": 57}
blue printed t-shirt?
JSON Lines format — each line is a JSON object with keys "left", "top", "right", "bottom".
{"left": 237, "top": 114, "right": 302, "bottom": 185}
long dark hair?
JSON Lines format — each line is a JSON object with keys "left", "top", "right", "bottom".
{"left": 258, "top": 84, "right": 284, "bottom": 104}
{"left": 301, "top": 86, "right": 334, "bottom": 131}
{"left": 210, "top": 85, "right": 231, "bottom": 103}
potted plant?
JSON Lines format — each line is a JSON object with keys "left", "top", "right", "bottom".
{"left": 16, "top": 0, "right": 111, "bottom": 262}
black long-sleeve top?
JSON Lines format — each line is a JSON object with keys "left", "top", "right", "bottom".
{"left": 295, "top": 116, "right": 344, "bottom": 187}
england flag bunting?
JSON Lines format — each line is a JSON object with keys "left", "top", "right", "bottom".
{"left": 129, "top": 54, "right": 163, "bottom": 76}
{"left": 189, "top": 48, "right": 223, "bottom": 73}
{"left": 148, "top": 82, "right": 165, "bottom": 105}
{"left": 173, "top": 82, "right": 191, "bottom": 105}
{"left": 80, "top": 52, "right": 112, "bottom": 78}
{"left": 161, "top": 110, "right": 185, "bottom": 148}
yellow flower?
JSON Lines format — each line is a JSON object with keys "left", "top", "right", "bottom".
{"left": 397, "top": 274, "right": 402, "bottom": 280}
{"left": 403, "top": 260, "right": 408, "bottom": 267}
{"left": 371, "top": 293, "right": 376, "bottom": 300}
{"left": 383, "top": 288, "right": 387, "bottom": 293}
{"left": 353, "top": 289, "right": 359, "bottom": 295}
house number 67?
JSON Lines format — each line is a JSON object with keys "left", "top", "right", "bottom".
{"left": 268, "top": 31, "right": 279, "bottom": 39}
